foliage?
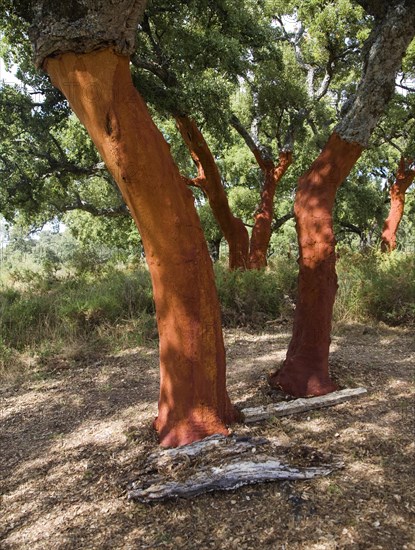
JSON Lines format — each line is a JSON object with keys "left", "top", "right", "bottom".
{"left": 335, "top": 250, "right": 415, "bottom": 325}
{"left": 0, "top": 1, "right": 414, "bottom": 259}
{"left": 0, "top": 77, "right": 129, "bottom": 247}
{"left": 0, "top": 266, "right": 156, "bottom": 352}
{"left": 215, "top": 263, "right": 285, "bottom": 325}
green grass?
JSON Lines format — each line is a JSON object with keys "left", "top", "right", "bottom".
{"left": 335, "top": 250, "right": 415, "bottom": 325}
{"left": 1, "top": 251, "right": 413, "bottom": 381}
{"left": 0, "top": 266, "right": 156, "bottom": 351}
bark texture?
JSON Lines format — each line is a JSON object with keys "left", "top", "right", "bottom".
{"left": 242, "top": 387, "right": 367, "bottom": 423}
{"left": 381, "top": 157, "right": 415, "bottom": 252}
{"left": 45, "top": 50, "right": 238, "bottom": 446}
{"left": 270, "top": 1, "right": 415, "bottom": 397}
{"left": 270, "top": 133, "right": 363, "bottom": 396}
{"left": 175, "top": 115, "right": 249, "bottom": 269}
{"left": 336, "top": 2, "right": 415, "bottom": 146}
{"left": 249, "top": 151, "right": 292, "bottom": 269}
{"left": 30, "top": 0, "right": 147, "bottom": 68}
{"left": 128, "top": 434, "right": 340, "bottom": 502}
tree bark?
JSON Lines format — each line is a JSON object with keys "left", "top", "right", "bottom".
{"left": 175, "top": 115, "right": 249, "bottom": 269}
{"left": 45, "top": 49, "right": 239, "bottom": 446}
{"left": 128, "top": 434, "right": 340, "bottom": 502}
{"left": 249, "top": 151, "right": 292, "bottom": 269}
{"left": 381, "top": 157, "right": 415, "bottom": 252}
{"left": 230, "top": 115, "right": 293, "bottom": 269}
{"left": 270, "top": 1, "right": 415, "bottom": 397}
{"left": 269, "top": 133, "right": 363, "bottom": 396}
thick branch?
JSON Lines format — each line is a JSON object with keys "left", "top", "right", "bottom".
{"left": 230, "top": 114, "right": 274, "bottom": 170}
{"left": 338, "top": 221, "right": 364, "bottom": 237}
{"left": 176, "top": 115, "right": 249, "bottom": 269}
{"left": 30, "top": 0, "right": 148, "bottom": 68}
{"left": 60, "top": 194, "right": 129, "bottom": 218}
{"left": 336, "top": 1, "right": 415, "bottom": 146}
{"left": 272, "top": 211, "right": 294, "bottom": 231}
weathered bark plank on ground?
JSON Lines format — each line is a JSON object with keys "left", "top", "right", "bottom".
{"left": 128, "top": 434, "right": 342, "bottom": 502}
{"left": 242, "top": 387, "right": 367, "bottom": 423}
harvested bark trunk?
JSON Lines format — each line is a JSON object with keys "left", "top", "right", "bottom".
{"left": 175, "top": 115, "right": 249, "bottom": 269}
{"left": 271, "top": 2, "right": 415, "bottom": 397}
{"left": 249, "top": 151, "right": 292, "bottom": 269}
{"left": 44, "top": 50, "right": 239, "bottom": 447}
{"left": 270, "top": 134, "right": 363, "bottom": 397}
{"left": 230, "top": 115, "right": 292, "bottom": 269}
{"left": 242, "top": 387, "right": 367, "bottom": 423}
{"left": 381, "top": 157, "right": 415, "bottom": 252}
{"left": 128, "top": 434, "right": 341, "bottom": 502}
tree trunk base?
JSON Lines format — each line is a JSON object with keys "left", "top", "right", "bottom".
{"left": 269, "top": 359, "right": 338, "bottom": 397}
{"left": 154, "top": 405, "right": 242, "bottom": 448}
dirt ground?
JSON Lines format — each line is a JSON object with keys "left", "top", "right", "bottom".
{"left": 1, "top": 324, "right": 414, "bottom": 550}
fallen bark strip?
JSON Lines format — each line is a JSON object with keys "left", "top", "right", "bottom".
{"left": 144, "top": 434, "right": 270, "bottom": 471}
{"left": 242, "top": 387, "right": 367, "bottom": 424}
{"left": 128, "top": 458, "right": 334, "bottom": 502}
{"left": 128, "top": 434, "right": 342, "bottom": 502}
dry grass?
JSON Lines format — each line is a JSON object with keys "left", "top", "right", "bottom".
{"left": 1, "top": 324, "right": 414, "bottom": 549}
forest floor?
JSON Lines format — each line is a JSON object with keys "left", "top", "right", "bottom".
{"left": 1, "top": 323, "right": 414, "bottom": 550}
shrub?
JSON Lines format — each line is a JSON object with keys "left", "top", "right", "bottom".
{"left": 215, "top": 264, "right": 286, "bottom": 326}
{"left": 335, "top": 250, "right": 415, "bottom": 325}
{"left": 0, "top": 266, "right": 156, "bottom": 353}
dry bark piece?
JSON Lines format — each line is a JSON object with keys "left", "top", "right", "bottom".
{"left": 128, "top": 435, "right": 342, "bottom": 502}
{"left": 242, "top": 387, "right": 368, "bottom": 423}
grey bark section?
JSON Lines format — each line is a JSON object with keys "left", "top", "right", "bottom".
{"left": 128, "top": 434, "right": 342, "bottom": 502}
{"left": 336, "top": 1, "right": 415, "bottom": 147}
{"left": 242, "top": 387, "right": 367, "bottom": 423}
{"left": 29, "top": 0, "right": 148, "bottom": 68}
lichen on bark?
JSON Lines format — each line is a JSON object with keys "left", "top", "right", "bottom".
{"left": 29, "top": 0, "right": 147, "bottom": 68}
{"left": 336, "top": 1, "right": 415, "bottom": 147}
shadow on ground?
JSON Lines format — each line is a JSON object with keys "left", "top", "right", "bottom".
{"left": 1, "top": 325, "right": 414, "bottom": 549}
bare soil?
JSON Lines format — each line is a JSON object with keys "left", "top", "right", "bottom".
{"left": 1, "top": 324, "right": 414, "bottom": 550}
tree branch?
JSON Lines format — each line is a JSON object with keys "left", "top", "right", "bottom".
{"left": 230, "top": 114, "right": 274, "bottom": 170}
{"left": 272, "top": 211, "right": 294, "bottom": 231}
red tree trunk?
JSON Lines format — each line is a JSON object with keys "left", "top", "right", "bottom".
{"left": 269, "top": 133, "right": 363, "bottom": 396}
{"left": 45, "top": 49, "right": 239, "bottom": 446}
{"left": 381, "top": 157, "right": 415, "bottom": 252}
{"left": 249, "top": 151, "right": 292, "bottom": 269}
{"left": 175, "top": 116, "right": 249, "bottom": 269}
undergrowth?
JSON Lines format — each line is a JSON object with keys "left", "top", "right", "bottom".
{"left": 1, "top": 251, "right": 413, "bottom": 381}
{"left": 335, "top": 250, "right": 415, "bottom": 325}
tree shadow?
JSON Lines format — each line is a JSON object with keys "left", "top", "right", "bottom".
{"left": 1, "top": 325, "right": 413, "bottom": 549}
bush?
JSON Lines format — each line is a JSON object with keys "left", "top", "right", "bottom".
{"left": 1, "top": 249, "right": 413, "bottom": 383}
{"left": 0, "top": 266, "right": 156, "bottom": 352}
{"left": 335, "top": 250, "right": 415, "bottom": 325}
{"left": 215, "top": 263, "right": 289, "bottom": 326}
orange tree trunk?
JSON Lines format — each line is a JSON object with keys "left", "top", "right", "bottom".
{"left": 45, "top": 49, "right": 238, "bottom": 446}
{"left": 175, "top": 115, "right": 249, "bottom": 269}
{"left": 269, "top": 133, "right": 363, "bottom": 396}
{"left": 381, "top": 157, "right": 415, "bottom": 252}
{"left": 249, "top": 151, "right": 292, "bottom": 269}
{"left": 269, "top": 1, "right": 415, "bottom": 397}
